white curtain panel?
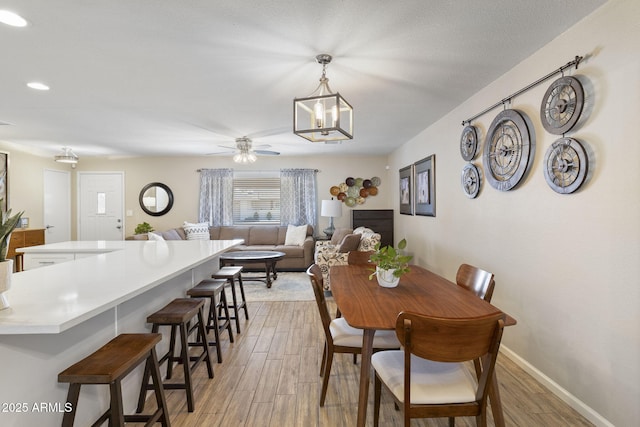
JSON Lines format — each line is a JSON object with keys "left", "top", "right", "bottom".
{"left": 198, "top": 168, "right": 233, "bottom": 226}
{"left": 280, "top": 168, "right": 317, "bottom": 230}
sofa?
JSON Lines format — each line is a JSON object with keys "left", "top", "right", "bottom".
{"left": 129, "top": 224, "right": 315, "bottom": 271}
{"left": 314, "top": 227, "right": 381, "bottom": 290}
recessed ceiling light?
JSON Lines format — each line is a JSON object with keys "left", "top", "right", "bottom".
{"left": 0, "top": 10, "right": 28, "bottom": 27}
{"left": 27, "top": 82, "right": 50, "bottom": 91}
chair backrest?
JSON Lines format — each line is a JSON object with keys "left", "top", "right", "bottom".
{"left": 306, "top": 264, "right": 333, "bottom": 343}
{"left": 347, "top": 250, "right": 375, "bottom": 265}
{"left": 396, "top": 311, "right": 504, "bottom": 405}
{"left": 456, "top": 263, "right": 495, "bottom": 302}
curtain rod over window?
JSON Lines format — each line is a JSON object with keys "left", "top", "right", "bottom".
{"left": 461, "top": 54, "right": 584, "bottom": 125}
{"left": 196, "top": 168, "right": 320, "bottom": 172}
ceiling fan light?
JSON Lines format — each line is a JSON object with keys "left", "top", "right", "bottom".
{"left": 294, "top": 54, "right": 353, "bottom": 143}
{"left": 54, "top": 147, "right": 79, "bottom": 164}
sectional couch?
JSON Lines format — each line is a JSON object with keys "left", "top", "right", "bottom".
{"left": 129, "top": 224, "right": 315, "bottom": 271}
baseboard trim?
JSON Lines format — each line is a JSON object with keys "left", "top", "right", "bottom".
{"left": 500, "top": 346, "right": 613, "bottom": 427}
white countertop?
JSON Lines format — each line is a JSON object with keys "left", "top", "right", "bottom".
{"left": 0, "top": 239, "right": 242, "bottom": 334}
{"left": 17, "top": 240, "right": 128, "bottom": 253}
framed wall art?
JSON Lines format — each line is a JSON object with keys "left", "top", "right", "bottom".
{"left": 399, "top": 165, "right": 413, "bottom": 215}
{"left": 414, "top": 155, "right": 435, "bottom": 216}
{"left": 0, "top": 151, "right": 8, "bottom": 213}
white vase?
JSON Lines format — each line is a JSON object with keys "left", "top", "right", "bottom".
{"left": 376, "top": 266, "right": 400, "bottom": 288}
{"left": 0, "top": 259, "right": 13, "bottom": 310}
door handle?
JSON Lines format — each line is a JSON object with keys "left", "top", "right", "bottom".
{"left": 116, "top": 225, "right": 122, "bottom": 229}
{"left": 45, "top": 225, "right": 55, "bottom": 229}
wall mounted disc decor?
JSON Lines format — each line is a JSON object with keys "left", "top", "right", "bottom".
{"left": 543, "top": 137, "right": 588, "bottom": 194}
{"left": 461, "top": 163, "right": 480, "bottom": 198}
{"left": 460, "top": 125, "right": 478, "bottom": 161}
{"left": 540, "top": 76, "right": 584, "bottom": 135}
{"left": 482, "top": 109, "right": 534, "bottom": 192}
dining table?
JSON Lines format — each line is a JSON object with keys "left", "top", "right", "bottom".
{"left": 330, "top": 264, "right": 517, "bottom": 427}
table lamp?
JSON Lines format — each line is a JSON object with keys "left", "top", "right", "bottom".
{"left": 321, "top": 199, "right": 342, "bottom": 239}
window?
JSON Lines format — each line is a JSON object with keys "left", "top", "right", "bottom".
{"left": 232, "top": 171, "right": 280, "bottom": 225}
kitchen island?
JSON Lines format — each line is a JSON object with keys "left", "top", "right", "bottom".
{"left": 0, "top": 239, "right": 242, "bottom": 426}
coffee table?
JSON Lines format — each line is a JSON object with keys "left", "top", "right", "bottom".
{"left": 219, "top": 251, "right": 285, "bottom": 288}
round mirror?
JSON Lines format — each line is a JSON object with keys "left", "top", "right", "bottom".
{"left": 139, "top": 182, "right": 174, "bottom": 216}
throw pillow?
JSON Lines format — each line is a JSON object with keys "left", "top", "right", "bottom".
{"left": 330, "top": 228, "right": 352, "bottom": 246}
{"left": 162, "top": 229, "right": 183, "bottom": 240}
{"left": 284, "top": 224, "right": 308, "bottom": 246}
{"left": 358, "top": 232, "right": 381, "bottom": 251}
{"left": 148, "top": 231, "right": 165, "bottom": 241}
{"left": 183, "top": 221, "right": 210, "bottom": 240}
{"left": 337, "top": 234, "right": 361, "bottom": 253}
{"left": 353, "top": 226, "right": 374, "bottom": 235}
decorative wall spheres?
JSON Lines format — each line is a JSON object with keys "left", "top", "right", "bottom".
{"left": 328, "top": 176, "right": 381, "bottom": 207}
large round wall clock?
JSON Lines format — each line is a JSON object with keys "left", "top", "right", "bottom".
{"left": 540, "top": 76, "right": 584, "bottom": 135}
{"left": 543, "top": 137, "right": 588, "bottom": 194}
{"left": 460, "top": 125, "right": 479, "bottom": 161}
{"left": 482, "top": 109, "right": 534, "bottom": 192}
{"left": 461, "top": 163, "right": 480, "bottom": 198}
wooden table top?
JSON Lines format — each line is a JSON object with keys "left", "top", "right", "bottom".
{"left": 331, "top": 264, "right": 516, "bottom": 330}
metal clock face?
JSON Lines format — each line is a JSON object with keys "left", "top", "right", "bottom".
{"left": 461, "top": 163, "right": 480, "bottom": 198}
{"left": 460, "top": 125, "right": 478, "bottom": 161}
{"left": 543, "top": 137, "right": 588, "bottom": 194}
{"left": 540, "top": 76, "right": 584, "bottom": 135}
{"left": 482, "top": 109, "right": 533, "bottom": 192}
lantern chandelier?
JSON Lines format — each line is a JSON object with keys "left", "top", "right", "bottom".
{"left": 293, "top": 54, "right": 353, "bottom": 143}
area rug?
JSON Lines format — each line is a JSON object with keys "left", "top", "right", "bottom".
{"left": 239, "top": 272, "right": 314, "bottom": 301}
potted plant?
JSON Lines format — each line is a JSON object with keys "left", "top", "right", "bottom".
{"left": 368, "top": 238, "right": 412, "bottom": 288}
{"left": 0, "top": 202, "right": 24, "bottom": 310}
{"left": 134, "top": 222, "right": 154, "bottom": 235}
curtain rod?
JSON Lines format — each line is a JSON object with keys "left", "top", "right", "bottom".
{"left": 461, "top": 55, "right": 583, "bottom": 126}
{"left": 196, "top": 168, "right": 320, "bottom": 172}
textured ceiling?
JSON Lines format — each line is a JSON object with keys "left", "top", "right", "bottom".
{"left": 0, "top": 0, "right": 606, "bottom": 159}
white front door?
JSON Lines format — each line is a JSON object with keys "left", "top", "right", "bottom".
{"left": 78, "top": 172, "right": 124, "bottom": 241}
{"left": 43, "top": 169, "right": 71, "bottom": 243}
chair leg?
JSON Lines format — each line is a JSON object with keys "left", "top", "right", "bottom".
{"left": 61, "top": 383, "right": 81, "bottom": 427}
{"left": 319, "top": 349, "right": 334, "bottom": 407}
{"left": 373, "top": 374, "right": 382, "bottom": 427}
{"left": 147, "top": 347, "right": 171, "bottom": 427}
{"left": 449, "top": 416, "right": 456, "bottom": 427}
{"left": 319, "top": 343, "right": 327, "bottom": 377}
{"left": 109, "top": 379, "right": 125, "bottom": 426}
{"left": 179, "top": 322, "right": 195, "bottom": 412}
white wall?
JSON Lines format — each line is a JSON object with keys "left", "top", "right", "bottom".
{"left": 0, "top": 149, "right": 392, "bottom": 238}
{"left": 389, "top": 1, "right": 639, "bottom": 426}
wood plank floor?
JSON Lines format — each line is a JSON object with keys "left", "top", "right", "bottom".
{"left": 143, "top": 299, "right": 594, "bottom": 426}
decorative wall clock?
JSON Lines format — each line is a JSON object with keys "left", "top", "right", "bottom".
{"left": 460, "top": 125, "right": 478, "bottom": 161}
{"left": 543, "top": 137, "right": 588, "bottom": 194}
{"left": 482, "top": 109, "right": 533, "bottom": 191}
{"left": 461, "top": 163, "right": 480, "bottom": 198}
{"left": 540, "top": 76, "right": 584, "bottom": 135}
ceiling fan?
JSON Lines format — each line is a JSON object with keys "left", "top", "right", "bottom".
{"left": 207, "top": 136, "right": 280, "bottom": 163}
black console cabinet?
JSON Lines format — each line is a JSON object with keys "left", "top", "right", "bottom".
{"left": 351, "top": 209, "right": 394, "bottom": 248}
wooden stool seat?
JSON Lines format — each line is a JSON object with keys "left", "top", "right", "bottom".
{"left": 212, "top": 266, "right": 248, "bottom": 333}
{"left": 58, "top": 333, "right": 170, "bottom": 426}
{"left": 187, "top": 279, "right": 234, "bottom": 362}
{"left": 137, "top": 298, "right": 213, "bottom": 414}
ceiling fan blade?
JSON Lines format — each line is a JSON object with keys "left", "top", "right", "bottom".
{"left": 218, "top": 145, "right": 236, "bottom": 150}
{"left": 255, "top": 150, "right": 280, "bottom": 156}
{"left": 246, "top": 127, "right": 290, "bottom": 139}
{"left": 206, "top": 150, "right": 234, "bottom": 156}
{"left": 253, "top": 144, "right": 272, "bottom": 149}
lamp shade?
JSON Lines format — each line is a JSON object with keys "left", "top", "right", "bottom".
{"left": 321, "top": 199, "right": 342, "bottom": 218}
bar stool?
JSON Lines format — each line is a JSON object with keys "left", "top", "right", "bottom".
{"left": 58, "top": 333, "right": 170, "bottom": 427}
{"left": 186, "top": 278, "right": 234, "bottom": 363}
{"left": 212, "top": 266, "right": 248, "bottom": 333}
{"left": 137, "top": 298, "right": 213, "bottom": 413}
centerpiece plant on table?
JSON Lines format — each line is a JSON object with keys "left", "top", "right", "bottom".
{"left": 368, "top": 238, "right": 412, "bottom": 288}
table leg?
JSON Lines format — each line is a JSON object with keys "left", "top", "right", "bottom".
{"left": 489, "top": 370, "right": 505, "bottom": 427}
{"left": 264, "top": 261, "right": 273, "bottom": 288}
{"left": 357, "top": 329, "right": 375, "bottom": 427}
